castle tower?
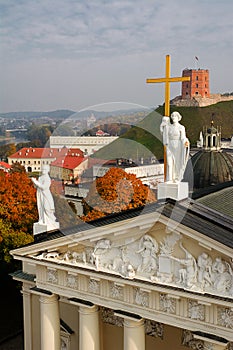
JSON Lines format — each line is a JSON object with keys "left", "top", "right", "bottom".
{"left": 181, "top": 69, "right": 210, "bottom": 99}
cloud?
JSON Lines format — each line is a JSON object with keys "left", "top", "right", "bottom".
{"left": 1, "top": 0, "right": 231, "bottom": 62}
{"left": 0, "top": 0, "right": 232, "bottom": 112}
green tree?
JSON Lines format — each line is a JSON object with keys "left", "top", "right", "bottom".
{"left": 0, "top": 219, "right": 33, "bottom": 266}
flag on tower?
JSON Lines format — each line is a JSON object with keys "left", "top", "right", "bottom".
{"left": 195, "top": 56, "right": 199, "bottom": 61}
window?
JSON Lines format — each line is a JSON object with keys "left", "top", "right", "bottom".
{"left": 195, "top": 92, "right": 198, "bottom": 95}
{"left": 196, "top": 84, "right": 198, "bottom": 88}
{"left": 196, "top": 76, "right": 199, "bottom": 80}
{"left": 186, "top": 83, "right": 189, "bottom": 88}
{"left": 186, "top": 92, "right": 189, "bottom": 95}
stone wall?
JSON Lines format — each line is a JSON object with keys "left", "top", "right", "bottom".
{"left": 171, "top": 94, "right": 233, "bottom": 107}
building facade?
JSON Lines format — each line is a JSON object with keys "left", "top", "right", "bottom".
{"left": 49, "top": 136, "right": 118, "bottom": 156}
{"left": 8, "top": 147, "right": 84, "bottom": 173}
{"left": 11, "top": 200, "right": 233, "bottom": 350}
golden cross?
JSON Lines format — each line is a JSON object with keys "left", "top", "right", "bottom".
{"left": 147, "top": 55, "right": 190, "bottom": 181}
{"left": 146, "top": 54, "right": 190, "bottom": 116}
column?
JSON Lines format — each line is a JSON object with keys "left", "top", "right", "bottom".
{"left": 40, "top": 293, "right": 60, "bottom": 350}
{"left": 21, "top": 284, "right": 32, "bottom": 350}
{"left": 124, "top": 318, "right": 145, "bottom": 350}
{"left": 79, "top": 305, "right": 100, "bottom": 350}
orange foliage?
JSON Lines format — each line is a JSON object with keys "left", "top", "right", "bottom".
{"left": 0, "top": 170, "right": 38, "bottom": 232}
{"left": 82, "top": 167, "right": 156, "bottom": 222}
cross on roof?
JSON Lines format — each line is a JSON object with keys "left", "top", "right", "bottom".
{"left": 146, "top": 55, "right": 190, "bottom": 116}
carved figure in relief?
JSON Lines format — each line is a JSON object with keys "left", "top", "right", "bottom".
{"left": 197, "top": 252, "right": 212, "bottom": 289}
{"left": 212, "top": 257, "right": 232, "bottom": 292}
{"left": 92, "top": 239, "right": 111, "bottom": 270}
{"left": 170, "top": 243, "right": 197, "bottom": 287}
{"left": 137, "top": 235, "right": 158, "bottom": 274}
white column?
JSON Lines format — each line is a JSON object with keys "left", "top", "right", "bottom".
{"left": 21, "top": 285, "right": 32, "bottom": 350}
{"left": 124, "top": 318, "right": 145, "bottom": 350}
{"left": 40, "top": 293, "right": 60, "bottom": 350}
{"left": 79, "top": 305, "right": 100, "bottom": 350}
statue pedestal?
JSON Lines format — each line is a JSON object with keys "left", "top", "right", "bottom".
{"left": 33, "top": 222, "right": 60, "bottom": 235}
{"left": 158, "top": 182, "right": 188, "bottom": 201}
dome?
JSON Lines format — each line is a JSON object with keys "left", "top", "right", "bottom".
{"left": 191, "top": 150, "right": 233, "bottom": 190}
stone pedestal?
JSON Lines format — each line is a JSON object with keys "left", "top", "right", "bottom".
{"left": 33, "top": 222, "right": 60, "bottom": 235}
{"left": 158, "top": 182, "right": 188, "bottom": 201}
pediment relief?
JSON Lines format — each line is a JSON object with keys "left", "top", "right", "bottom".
{"left": 30, "top": 222, "right": 233, "bottom": 299}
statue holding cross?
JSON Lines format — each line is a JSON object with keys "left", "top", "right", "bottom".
{"left": 147, "top": 55, "right": 190, "bottom": 199}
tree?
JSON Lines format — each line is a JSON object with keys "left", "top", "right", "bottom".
{"left": 82, "top": 168, "right": 156, "bottom": 222}
{"left": 27, "top": 124, "right": 54, "bottom": 147}
{"left": 0, "top": 219, "right": 33, "bottom": 266}
{"left": 0, "top": 170, "right": 38, "bottom": 232}
{"left": 9, "top": 161, "right": 26, "bottom": 173}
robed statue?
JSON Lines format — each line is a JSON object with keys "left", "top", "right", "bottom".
{"left": 160, "top": 111, "right": 189, "bottom": 183}
{"left": 32, "top": 165, "right": 58, "bottom": 230}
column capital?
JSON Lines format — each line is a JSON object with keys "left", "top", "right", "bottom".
{"left": 39, "top": 293, "right": 59, "bottom": 305}
{"left": 79, "top": 304, "right": 99, "bottom": 315}
{"left": 124, "top": 318, "right": 145, "bottom": 329}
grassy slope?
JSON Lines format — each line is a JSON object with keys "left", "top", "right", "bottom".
{"left": 91, "top": 101, "right": 233, "bottom": 161}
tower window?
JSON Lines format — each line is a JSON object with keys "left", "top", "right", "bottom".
{"left": 196, "top": 84, "right": 198, "bottom": 88}
{"left": 186, "top": 92, "right": 188, "bottom": 95}
{"left": 195, "top": 92, "right": 198, "bottom": 95}
{"left": 196, "top": 76, "right": 199, "bottom": 81}
{"left": 186, "top": 83, "right": 189, "bottom": 88}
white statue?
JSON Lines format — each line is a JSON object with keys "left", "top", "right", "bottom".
{"left": 160, "top": 111, "right": 190, "bottom": 183}
{"left": 31, "top": 165, "right": 58, "bottom": 228}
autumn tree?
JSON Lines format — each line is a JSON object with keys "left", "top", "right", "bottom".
{"left": 0, "top": 219, "right": 33, "bottom": 267}
{"left": 82, "top": 167, "right": 156, "bottom": 222}
{"left": 0, "top": 170, "right": 38, "bottom": 233}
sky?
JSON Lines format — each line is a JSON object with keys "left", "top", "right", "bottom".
{"left": 0, "top": 0, "right": 232, "bottom": 113}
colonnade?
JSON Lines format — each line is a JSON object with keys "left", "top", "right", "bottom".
{"left": 22, "top": 288, "right": 228, "bottom": 350}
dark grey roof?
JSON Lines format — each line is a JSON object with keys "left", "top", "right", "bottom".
{"left": 10, "top": 270, "right": 35, "bottom": 282}
{"left": 196, "top": 185, "right": 233, "bottom": 219}
{"left": 32, "top": 198, "right": 233, "bottom": 249}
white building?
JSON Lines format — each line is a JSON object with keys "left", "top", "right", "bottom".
{"left": 8, "top": 147, "right": 84, "bottom": 173}
{"left": 11, "top": 198, "right": 233, "bottom": 350}
{"left": 49, "top": 136, "right": 118, "bottom": 156}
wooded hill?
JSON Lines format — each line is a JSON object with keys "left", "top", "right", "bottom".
{"left": 91, "top": 100, "right": 233, "bottom": 162}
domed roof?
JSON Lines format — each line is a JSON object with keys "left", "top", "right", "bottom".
{"left": 191, "top": 150, "right": 233, "bottom": 190}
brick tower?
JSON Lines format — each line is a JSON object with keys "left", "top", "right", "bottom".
{"left": 181, "top": 69, "right": 210, "bottom": 99}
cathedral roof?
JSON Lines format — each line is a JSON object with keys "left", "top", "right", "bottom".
{"left": 191, "top": 150, "right": 233, "bottom": 191}
{"left": 32, "top": 199, "right": 233, "bottom": 249}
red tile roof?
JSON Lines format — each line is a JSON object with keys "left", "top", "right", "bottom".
{"left": 50, "top": 156, "right": 86, "bottom": 170}
{"left": 0, "top": 161, "right": 11, "bottom": 169}
{"left": 8, "top": 147, "right": 84, "bottom": 159}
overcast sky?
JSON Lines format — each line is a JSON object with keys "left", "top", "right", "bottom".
{"left": 0, "top": 0, "right": 232, "bottom": 113}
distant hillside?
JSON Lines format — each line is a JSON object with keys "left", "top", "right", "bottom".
{"left": 0, "top": 107, "right": 148, "bottom": 121}
{"left": 0, "top": 110, "right": 76, "bottom": 120}
{"left": 91, "top": 100, "right": 233, "bottom": 161}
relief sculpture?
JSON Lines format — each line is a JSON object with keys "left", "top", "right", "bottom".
{"left": 34, "top": 233, "right": 233, "bottom": 298}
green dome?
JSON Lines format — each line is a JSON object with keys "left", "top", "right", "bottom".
{"left": 191, "top": 150, "right": 233, "bottom": 190}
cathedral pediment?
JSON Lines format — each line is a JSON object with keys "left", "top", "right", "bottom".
{"left": 13, "top": 208, "right": 233, "bottom": 300}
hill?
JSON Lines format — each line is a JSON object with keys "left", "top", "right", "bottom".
{"left": 91, "top": 100, "right": 233, "bottom": 162}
